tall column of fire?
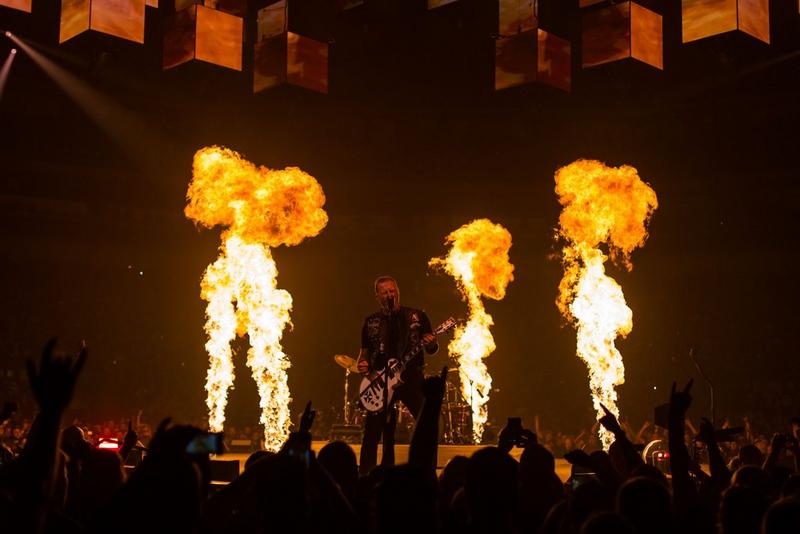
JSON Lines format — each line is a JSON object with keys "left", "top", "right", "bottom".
{"left": 555, "top": 160, "right": 657, "bottom": 449}
{"left": 185, "top": 146, "right": 328, "bottom": 450}
{"left": 430, "top": 219, "right": 514, "bottom": 443}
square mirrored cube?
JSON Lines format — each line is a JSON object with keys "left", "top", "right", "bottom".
{"left": 163, "top": 5, "right": 243, "bottom": 71}
{"left": 0, "top": 0, "right": 32, "bottom": 12}
{"left": 582, "top": 1, "right": 662, "bottom": 70}
{"left": 90, "top": 0, "right": 145, "bottom": 43}
{"left": 428, "top": 0, "right": 458, "bottom": 9}
{"left": 253, "top": 31, "right": 328, "bottom": 94}
{"left": 682, "top": 0, "right": 769, "bottom": 44}
{"left": 257, "top": 0, "right": 286, "bottom": 41}
{"left": 59, "top": 0, "right": 145, "bottom": 44}
{"left": 499, "top": 0, "right": 537, "bottom": 36}
{"left": 495, "top": 28, "right": 571, "bottom": 91}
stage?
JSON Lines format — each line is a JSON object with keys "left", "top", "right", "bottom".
{"left": 210, "top": 441, "right": 574, "bottom": 483}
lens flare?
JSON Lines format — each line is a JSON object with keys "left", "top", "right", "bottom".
{"left": 430, "top": 219, "right": 514, "bottom": 442}
{"left": 186, "top": 146, "right": 327, "bottom": 450}
{"left": 555, "top": 159, "right": 657, "bottom": 449}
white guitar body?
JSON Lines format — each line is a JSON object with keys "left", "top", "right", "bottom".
{"left": 358, "top": 359, "right": 402, "bottom": 412}
{"left": 357, "top": 317, "right": 457, "bottom": 413}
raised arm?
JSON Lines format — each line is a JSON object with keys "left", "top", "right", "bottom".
{"left": 409, "top": 367, "right": 447, "bottom": 473}
{"left": 599, "top": 403, "right": 644, "bottom": 474}
{"left": 668, "top": 379, "right": 695, "bottom": 514}
{"left": 696, "top": 417, "right": 730, "bottom": 486}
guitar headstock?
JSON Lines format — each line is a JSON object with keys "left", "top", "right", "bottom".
{"left": 435, "top": 317, "right": 458, "bottom": 335}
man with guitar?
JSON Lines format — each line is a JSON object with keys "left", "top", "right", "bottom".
{"left": 356, "top": 276, "right": 439, "bottom": 474}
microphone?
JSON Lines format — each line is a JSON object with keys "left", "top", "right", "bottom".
{"left": 387, "top": 297, "right": 394, "bottom": 313}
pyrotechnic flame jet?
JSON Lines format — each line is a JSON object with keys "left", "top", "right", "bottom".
{"left": 555, "top": 160, "right": 657, "bottom": 450}
{"left": 430, "top": 219, "right": 514, "bottom": 443}
{"left": 185, "top": 146, "right": 328, "bottom": 450}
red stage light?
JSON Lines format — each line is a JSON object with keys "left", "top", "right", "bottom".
{"left": 97, "top": 438, "right": 121, "bottom": 451}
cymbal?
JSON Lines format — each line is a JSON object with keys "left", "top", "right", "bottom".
{"left": 334, "top": 354, "right": 359, "bottom": 372}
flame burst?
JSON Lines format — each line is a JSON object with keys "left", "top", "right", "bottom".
{"left": 185, "top": 146, "right": 327, "bottom": 450}
{"left": 555, "top": 159, "right": 657, "bottom": 449}
{"left": 430, "top": 219, "right": 514, "bottom": 442}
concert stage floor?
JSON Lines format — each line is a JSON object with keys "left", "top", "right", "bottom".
{"left": 213, "top": 441, "right": 573, "bottom": 482}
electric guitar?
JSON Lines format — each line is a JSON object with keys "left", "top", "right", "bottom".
{"left": 359, "top": 317, "right": 457, "bottom": 412}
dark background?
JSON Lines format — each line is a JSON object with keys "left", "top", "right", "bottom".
{"left": 1, "top": 0, "right": 799, "bottom": 435}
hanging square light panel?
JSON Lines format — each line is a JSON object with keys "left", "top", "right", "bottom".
{"left": 59, "top": 0, "right": 145, "bottom": 44}
{"left": 631, "top": 3, "right": 663, "bottom": 69}
{"left": 195, "top": 5, "right": 243, "bottom": 70}
{"left": 682, "top": 0, "right": 737, "bottom": 43}
{"left": 163, "top": 5, "right": 242, "bottom": 71}
{"left": 257, "top": 0, "right": 286, "bottom": 41}
{"left": 537, "top": 29, "right": 571, "bottom": 91}
{"left": 0, "top": 0, "right": 32, "bottom": 12}
{"left": 428, "top": 0, "right": 458, "bottom": 9}
{"left": 287, "top": 32, "right": 328, "bottom": 94}
{"left": 582, "top": 1, "right": 662, "bottom": 70}
{"left": 495, "top": 30, "right": 537, "bottom": 90}
{"left": 253, "top": 31, "right": 328, "bottom": 94}
{"left": 495, "top": 28, "right": 571, "bottom": 91}
{"left": 163, "top": 5, "right": 196, "bottom": 69}
{"left": 59, "top": 0, "right": 90, "bottom": 43}
{"left": 90, "top": 0, "right": 145, "bottom": 43}
{"left": 738, "top": 0, "right": 770, "bottom": 43}
{"left": 499, "top": 0, "right": 537, "bottom": 36}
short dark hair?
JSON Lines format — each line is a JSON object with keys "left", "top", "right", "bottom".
{"left": 374, "top": 276, "right": 398, "bottom": 294}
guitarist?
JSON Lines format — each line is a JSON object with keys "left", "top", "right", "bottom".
{"left": 356, "top": 276, "right": 438, "bottom": 474}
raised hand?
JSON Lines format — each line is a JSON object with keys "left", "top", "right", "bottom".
{"left": 598, "top": 403, "right": 624, "bottom": 438}
{"left": 770, "top": 432, "right": 787, "bottom": 453}
{"left": 564, "top": 449, "right": 592, "bottom": 468}
{"left": 26, "top": 338, "right": 87, "bottom": 415}
{"left": 670, "top": 379, "right": 693, "bottom": 417}
{"left": 421, "top": 366, "right": 448, "bottom": 401}
{"left": 696, "top": 417, "right": 715, "bottom": 444}
{"left": 299, "top": 401, "right": 316, "bottom": 434}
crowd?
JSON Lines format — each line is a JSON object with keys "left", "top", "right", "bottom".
{"left": 0, "top": 339, "right": 798, "bottom": 533}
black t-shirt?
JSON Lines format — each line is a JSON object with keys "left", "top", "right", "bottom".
{"left": 360, "top": 306, "right": 435, "bottom": 373}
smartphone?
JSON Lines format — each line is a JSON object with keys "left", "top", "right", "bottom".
{"left": 186, "top": 432, "right": 224, "bottom": 455}
{"left": 571, "top": 472, "right": 597, "bottom": 490}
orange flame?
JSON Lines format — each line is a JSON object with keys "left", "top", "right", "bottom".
{"left": 555, "top": 159, "right": 657, "bottom": 449}
{"left": 430, "top": 219, "right": 514, "bottom": 442}
{"left": 186, "top": 146, "right": 327, "bottom": 451}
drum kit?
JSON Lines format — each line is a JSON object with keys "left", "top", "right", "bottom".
{"left": 332, "top": 354, "right": 474, "bottom": 444}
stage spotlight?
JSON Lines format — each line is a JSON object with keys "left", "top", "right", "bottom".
{"left": 0, "top": 46, "right": 18, "bottom": 100}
